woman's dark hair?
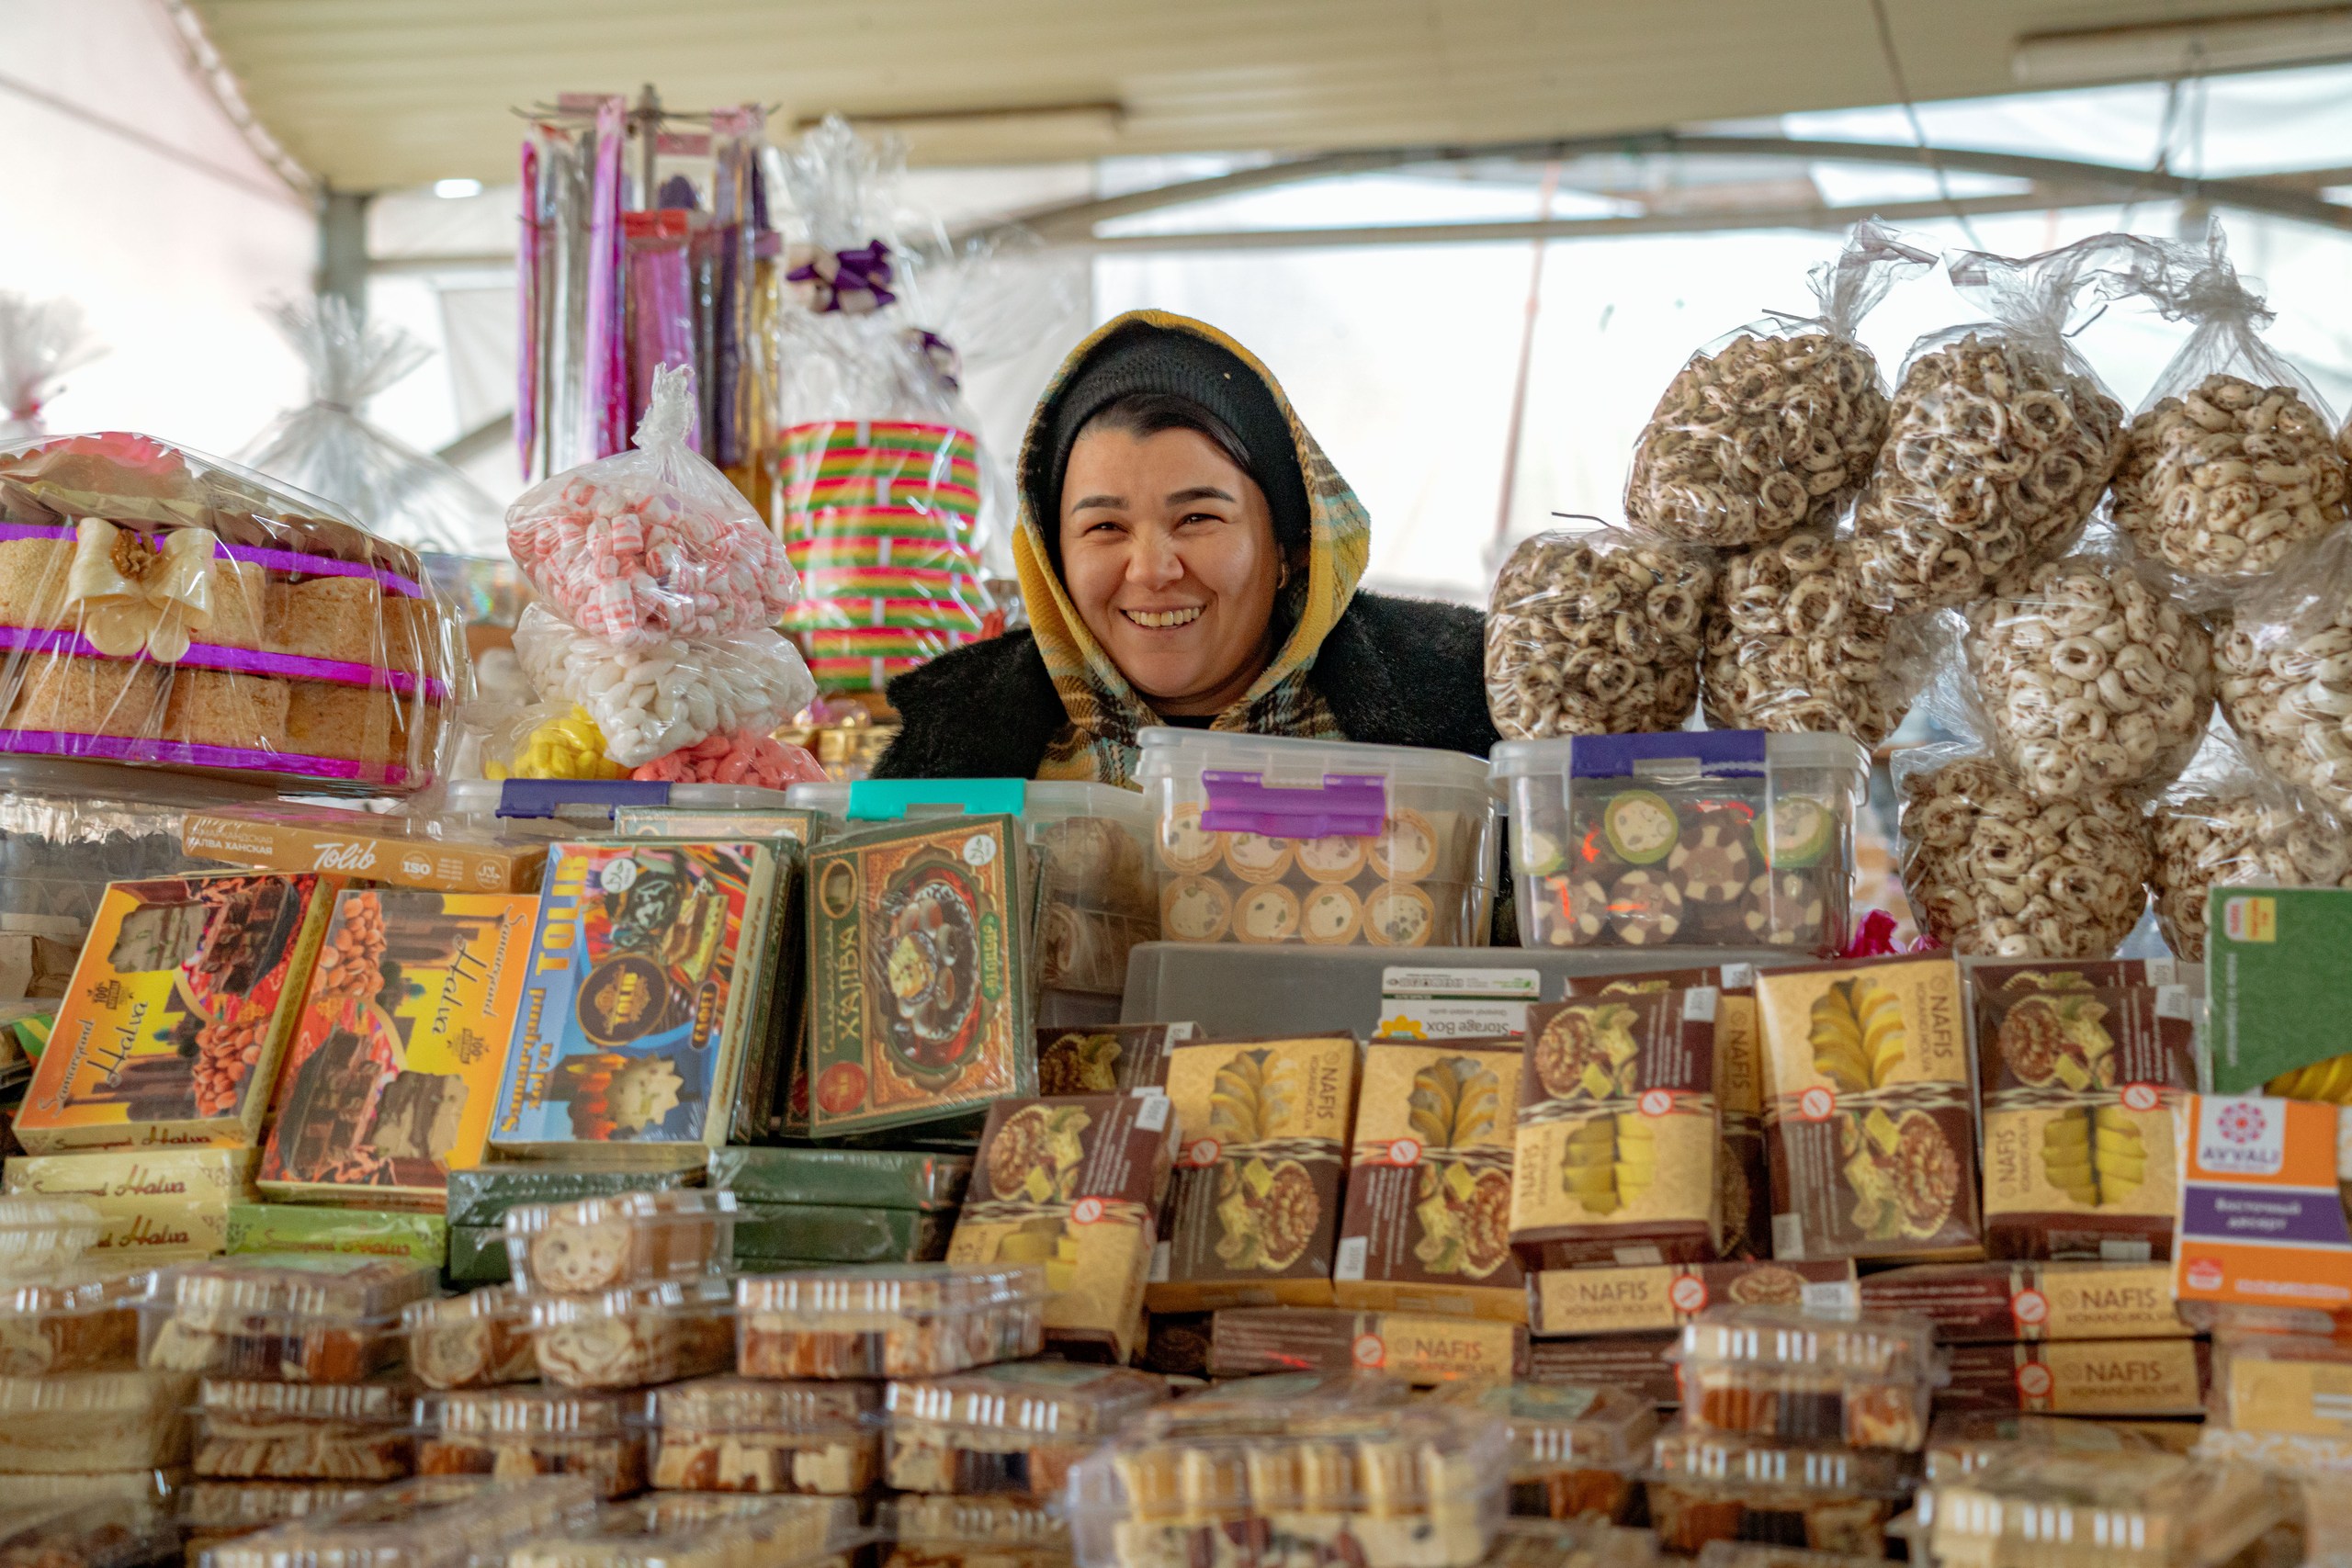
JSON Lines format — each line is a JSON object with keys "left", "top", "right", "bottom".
{"left": 1079, "top": 392, "right": 1258, "bottom": 482}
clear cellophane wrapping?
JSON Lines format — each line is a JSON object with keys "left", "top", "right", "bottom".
{"left": 1484, "top": 525, "right": 1713, "bottom": 739}
{"left": 0, "top": 432, "right": 466, "bottom": 795}
{"left": 2149, "top": 723, "right": 2352, "bottom": 962}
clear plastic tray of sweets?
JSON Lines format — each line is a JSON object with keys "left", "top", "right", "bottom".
{"left": 503, "top": 1190, "right": 739, "bottom": 1295}
{"left": 0, "top": 1369, "right": 193, "bottom": 1473}
{"left": 0, "top": 1495, "right": 177, "bottom": 1568}
{"left": 1673, "top": 1306, "right": 1944, "bottom": 1452}
{"left": 1428, "top": 1383, "right": 1658, "bottom": 1522}
{"left": 192, "top": 1375, "right": 415, "bottom": 1482}
{"left": 418, "top": 1386, "right": 649, "bottom": 1500}
{"left": 1067, "top": 1402, "right": 1511, "bottom": 1568}
{"left": 401, "top": 1284, "right": 537, "bottom": 1391}
{"left": 887, "top": 1364, "right": 1168, "bottom": 1501}
{"left": 1493, "top": 732, "right": 1867, "bottom": 953}
{"left": 197, "top": 1474, "right": 598, "bottom": 1568}
{"left": 1644, "top": 1430, "right": 1907, "bottom": 1558}
{"left": 0, "top": 1196, "right": 103, "bottom": 1279}
{"left": 650, "top": 1375, "right": 883, "bottom": 1495}
{"left": 139, "top": 1256, "right": 436, "bottom": 1383}
{"left": 503, "top": 1494, "right": 863, "bottom": 1568}
{"left": 529, "top": 1278, "right": 734, "bottom": 1392}
{"left": 1137, "top": 728, "right": 1497, "bottom": 949}
{"left": 0, "top": 1264, "right": 147, "bottom": 1375}
{"left": 1917, "top": 1450, "right": 2289, "bottom": 1568}
{"left": 736, "top": 1264, "right": 1046, "bottom": 1380}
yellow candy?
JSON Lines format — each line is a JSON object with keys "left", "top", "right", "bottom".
{"left": 503, "top": 705, "right": 624, "bottom": 781}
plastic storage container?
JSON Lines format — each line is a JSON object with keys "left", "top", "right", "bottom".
{"left": 1067, "top": 1399, "right": 1510, "bottom": 1568}
{"left": 1672, "top": 1306, "right": 1945, "bottom": 1451}
{"left": 401, "top": 1284, "right": 537, "bottom": 1391}
{"left": 0, "top": 1195, "right": 103, "bottom": 1279}
{"left": 1644, "top": 1430, "right": 1907, "bottom": 1556}
{"left": 503, "top": 1493, "right": 865, "bottom": 1568}
{"left": 136, "top": 1256, "right": 435, "bottom": 1383}
{"left": 1915, "top": 1450, "right": 2289, "bottom": 1568}
{"left": 528, "top": 1278, "right": 735, "bottom": 1392}
{"left": 192, "top": 1375, "right": 414, "bottom": 1481}
{"left": 1136, "top": 728, "right": 1497, "bottom": 949}
{"left": 650, "top": 1375, "right": 881, "bottom": 1495}
{"left": 503, "top": 1190, "right": 741, "bottom": 1295}
{"left": 417, "top": 1385, "right": 650, "bottom": 1498}
{"left": 1486, "top": 1517, "right": 1661, "bottom": 1568}
{"left": 0, "top": 1370, "right": 192, "bottom": 1473}
{"left": 886, "top": 1363, "right": 1168, "bottom": 1501}
{"left": 882, "top": 1495, "right": 1073, "bottom": 1568}
{"left": 179, "top": 1481, "right": 380, "bottom": 1554}
{"left": 788, "top": 778, "right": 1159, "bottom": 997}
{"left": 735, "top": 1264, "right": 1046, "bottom": 1381}
{"left": 440, "top": 778, "right": 797, "bottom": 828}
{"left": 1492, "top": 732, "right": 1869, "bottom": 954}
{"left": 199, "top": 1474, "right": 598, "bottom": 1568}
{"left": 1924, "top": 1413, "right": 2202, "bottom": 1483}
{"left": 1427, "top": 1382, "right": 1658, "bottom": 1523}
{"left": 0, "top": 1265, "right": 145, "bottom": 1374}
{"left": 0, "top": 1495, "right": 178, "bottom": 1568}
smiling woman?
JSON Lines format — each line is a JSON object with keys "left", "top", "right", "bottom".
{"left": 875, "top": 312, "right": 1499, "bottom": 786}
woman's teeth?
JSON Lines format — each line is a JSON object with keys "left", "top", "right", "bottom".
{"left": 1125, "top": 607, "right": 1202, "bottom": 628}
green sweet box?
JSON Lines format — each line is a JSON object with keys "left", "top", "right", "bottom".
{"left": 707, "top": 1146, "right": 972, "bottom": 1211}
{"left": 226, "top": 1203, "right": 447, "bottom": 1266}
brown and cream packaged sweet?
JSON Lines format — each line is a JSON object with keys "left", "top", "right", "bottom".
{"left": 736, "top": 1263, "right": 1047, "bottom": 1381}
{"left": 650, "top": 1375, "right": 880, "bottom": 1495}
{"left": 1425, "top": 1382, "right": 1658, "bottom": 1522}
{"left": 528, "top": 1277, "right": 734, "bottom": 1391}
{"left": 179, "top": 1481, "right": 380, "bottom": 1558}
{"left": 1857, "top": 1261, "right": 2189, "bottom": 1342}
{"left": 1334, "top": 1038, "right": 1525, "bottom": 1322}
{"left": 418, "top": 1385, "right": 648, "bottom": 1498}
{"left": 1148, "top": 1035, "right": 1354, "bottom": 1311}
{"left": 1035, "top": 1024, "right": 1195, "bottom": 1097}
{"left": 182, "top": 803, "right": 547, "bottom": 893}
{"left": 1917, "top": 1450, "right": 2287, "bottom": 1568}
{"left": 1644, "top": 1429, "right": 1905, "bottom": 1556}
{"left": 887, "top": 1361, "right": 1167, "bottom": 1501}
{"left": 0, "top": 1369, "right": 193, "bottom": 1473}
{"left": 949, "top": 1094, "right": 1178, "bottom": 1362}
{"left": 0, "top": 1266, "right": 146, "bottom": 1374}
{"left": 136, "top": 1255, "right": 435, "bottom": 1383}
{"left": 1527, "top": 1334, "right": 1681, "bottom": 1406}
{"left": 198, "top": 1474, "right": 598, "bottom": 1568}
{"left": 1205, "top": 1307, "right": 1529, "bottom": 1383}
{"left": 1972, "top": 964, "right": 2198, "bottom": 1260}
{"left": 503, "top": 1491, "right": 864, "bottom": 1568}
{"left": 401, "top": 1284, "right": 537, "bottom": 1390}
{"left": 1563, "top": 966, "right": 1770, "bottom": 1259}
{"left": 1939, "top": 1337, "right": 2211, "bottom": 1416}
{"left": 3, "top": 1147, "right": 254, "bottom": 1266}
{"left": 1510, "top": 991, "right": 1722, "bottom": 1269}
{"left": 1923, "top": 1410, "right": 2202, "bottom": 1482}
{"left": 193, "top": 1375, "right": 413, "bottom": 1481}
{"left": 1671, "top": 1305, "right": 1944, "bottom": 1451}
{"left": 884, "top": 1495, "right": 1073, "bottom": 1568}
{"left": 502, "top": 1190, "right": 739, "bottom": 1294}
{"left": 1533, "top": 1260, "right": 1857, "bottom": 1338}
{"left": 0, "top": 1495, "right": 180, "bottom": 1568}
{"left": 1755, "top": 954, "right": 1983, "bottom": 1262}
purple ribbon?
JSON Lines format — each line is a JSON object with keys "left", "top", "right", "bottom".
{"left": 907, "top": 329, "right": 962, "bottom": 390}
{"left": 0, "top": 522, "right": 425, "bottom": 599}
{"left": 0, "top": 626, "right": 447, "bottom": 702}
{"left": 789, "top": 242, "right": 897, "bottom": 315}
{"left": 0, "top": 728, "right": 423, "bottom": 788}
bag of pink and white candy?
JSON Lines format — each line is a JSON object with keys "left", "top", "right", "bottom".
{"left": 507, "top": 363, "right": 798, "bottom": 650}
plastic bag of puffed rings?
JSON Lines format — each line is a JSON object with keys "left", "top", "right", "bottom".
{"left": 1894, "top": 739, "right": 2151, "bottom": 959}
{"left": 2150, "top": 723, "right": 2352, "bottom": 961}
{"left": 2110, "top": 221, "right": 2349, "bottom": 597}
{"left": 1853, "top": 235, "right": 2136, "bottom": 614}
{"left": 1627, "top": 219, "right": 1935, "bottom": 548}
{"left": 1485, "top": 524, "right": 1713, "bottom": 739}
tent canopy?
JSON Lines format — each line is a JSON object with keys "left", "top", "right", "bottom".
{"left": 188, "top": 0, "right": 2312, "bottom": 188}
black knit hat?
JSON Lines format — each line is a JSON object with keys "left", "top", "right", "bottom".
{"left": 1026, "top": 321, "right": 1310, "bottom": 574}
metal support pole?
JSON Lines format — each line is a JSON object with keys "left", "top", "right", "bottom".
{"left": 318, "top": 186, "right": 373, "bottom": 317}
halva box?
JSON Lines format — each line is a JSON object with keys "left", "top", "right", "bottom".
{"left": 1859, "top": 1261, "right": 2188, "bottom": 1342}
{"left": 259, "top": 888, "right": 536, "bottom": 1206}
{"left": 1939, "top": 1338, "right": 2211, "bottom": 1416}
{"left": 1510, "top": 990, "right": 1721, "bottom": 1269}
{"left": 1148, "top": 1034, "right": 1355, "bottom": 1311}
{"left": 17, "top": 873, "right": 338, "bottom": 1153}
{"left": 181, "top": 804, "right": 546, "bottom": 894}
{"left": 1206, "top": 1306, "right": 1529, "bottom": 1383}
{"left": 5, "top": 1145, "right": 254, "bottom": 1262}
{"left": 1334, "top": 1037, "right": 1527, "bottom": 1323}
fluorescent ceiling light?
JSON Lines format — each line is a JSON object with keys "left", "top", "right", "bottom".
{"left": 2016, "top": 6, "right": 2352, "bottom": 86}
{"left": 432, "top": 177, "right": 483, "bottom": 199}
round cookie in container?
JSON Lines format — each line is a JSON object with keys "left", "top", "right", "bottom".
{"left": 528, "top": 1277, "right": 736, "bottom": 1392}
{"left": 401, "top": 1284, "right": 537, "bottom": 1392}
{"left": 0, "top": 431, "right": 466, "bottom": 794}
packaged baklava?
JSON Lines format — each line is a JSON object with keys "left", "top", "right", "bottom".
{"left": 735, "top": 1262, "right": 1046, "bottom": 1381}
{"left": 650, "top": 1375, "right": 881, "bottom": 1495}
{"left": 1205, "top": 1307, "right": 1528, "bottom": 1383}
{"left": 1939, "top": 1338, "right": 2211, "bottom": 1417}
{"left": 886, "top": 1362, "right": 1166, "bottom": 1501}
{"left": 1426, "top": 1382, "right": 1657, "bottom": 1522}
{"left": 1036, "top": 1023, "right": 1195, "bottom": 1097}
{"left": 136, "top": 1255, "right": 435, "bottom": 1383}
{"left": 1066, "top": 1398, "right": 1510, "bottom": 1568}
{"left": 1644, "top": 1430, "right": 1905, "bottom": 1556}
{"left": 948, "top": 1093, "right": 1177, "bottom": 1362}
{"left": 192, "top": 1375, "right": 413, "bottom": 1482}
{"left": 417, "top": 1385, "right": 649, "bottom": 1498}
{"left": 1149, "top": 1035, "right": 1354, "bottom": 1312}
{"left": 1917, "top": 1450, "right": 2287, "bottom": 1568}
{"left": 17, "top": 872, "right": 339, "bottom": 1153}
{"left": 1755, "top": 955, "right": 1983, "bottom": 1262}
{"left": 1973, "top": 966, "right": 2197, "bottom": 1260}
{"left": 1565, "top": 966, "right": 1771, "bottom": 1259}
{"left": 1925, "top": 1411, "right": 2202, "bottom": 1483}
{"left": 1672, "top": 1304, "right": 1944, "bottom": 1451}
{"left": 1335, "top": 1038, "right": 1526, "bottom": 1323}
{"left": 1510, "top": 991, "right": 1722, "bottom": 1269}
{"left": 1533, "top": 1260, "right": 1857, "bottom": 1338}
{"left": 1857, "top": 1261, "right": 2188, "bottom": 1342}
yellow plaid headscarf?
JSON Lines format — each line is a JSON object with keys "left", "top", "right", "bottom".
{"left": 1013, "top": 312, "right": 1372, "bottom": 788}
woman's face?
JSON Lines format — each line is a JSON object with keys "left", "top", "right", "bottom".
{"left": 1058, "top": 424, "right": 1285, "bottom": 717}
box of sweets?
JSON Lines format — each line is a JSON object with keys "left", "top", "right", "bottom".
{"left": 491, "top": 842, "right": 778, "bottom": 1166}
{"left": 258, "top": 889, "right": 535, "bottom": 1205}
{"left": 181, "top": 803, "right": 546, "bottom": 894}
{"left": 4, "top": 1146, "right": 254, "bottom": 1262}
{"left": 17, "top": 873, "right": 339, "bottom": 1152}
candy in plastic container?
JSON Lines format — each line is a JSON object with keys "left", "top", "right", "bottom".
{"left": 735, "top": 1263, "right": 1046, "bottom": 1381}
{"left": 401, "top": 1284, "right": 537, "bottom": 1391}
{"left": 650, "top": 1375, "right": 881, "bottom": 1495}
{"left": 0, "top": 1369, "right": 192, "bottom": 1474}
{"left": 191, "top": 1375, "right": 414, "bottom": 1481}
{"left": 503, "top": 1493, "right": 864, "bottom": 1568}
{"left": 1644, "top": 1430, "right": 1905, "bottom": 1557}
{"left": 507, "top": 365, "right": 799, "bottom": 649}
{"left": 417, "top": 1385, "right": 650, "bottom": 1499}
{"left": 886, "top": 1362, "right": 1168, "bottom": 1501}
{"left": 512, "top": 603, "right": 816, "bottom": 769}
{"left": 0, "top": 1495, "right": 178, "bottom": 1568}
{"left": 1425, "top": 1382, "right": 1658, "bottom": 1523}
{"left": 882, "top": 1495, "right": 1072, "bottom": 1568}
{"left": 199, "top": 1474, "right": 599, "bottom": 1568}
{"left": 180, "top": 1481, "right": 381, "bottom": 1557}
{"left": 1670, "top": 1305, "right": 1944, "bottom": 1451}
{"left": 136, "top": 1255, "right": 436, "bottom": 1384}
{"left": 503, "top": 1190, "right": 739, "bottom": 1295}
{"left": 1915, "top": 1450, "right": 2290, "bottom": 1568}
{"left": 529, "top": 1278, "right": 735, "bottom": 1391}
{"left": 0, "top": 1196, "right": 102, "bottom": 1280}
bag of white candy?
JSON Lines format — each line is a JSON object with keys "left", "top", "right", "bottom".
{"left": 1853, "top": 235, "right": 2134, "bottom": 613}
{"left": 1628, "top": 219, "right": 1934, "bottom": 547}
{"left": 512, "top": 601, "right": 816, "bottom": 769}
{"left": 2109, "top": 222, "right": 2349, "bottom": 596}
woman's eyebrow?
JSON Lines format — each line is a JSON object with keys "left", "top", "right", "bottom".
{"left": 1166, "top": 486, "right": 1237, "bottom": 505}
{"left": 1069, "top": 493, "right": 1125, "bottom": 511}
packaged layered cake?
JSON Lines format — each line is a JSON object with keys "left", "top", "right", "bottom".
{"left": 136, "top": 1255, "right": 435, "bottom": 1383}
{"left": 735, "top": 1262, "right": 1046, "bottom": 1381}
{"left": 179, "top": 1480, "right": 381, "bottom": 1558}
{"left": 1426, "top": 1382, "right": 1658, "bottom": 1523}
{"left": 417, "top": 1385, "right": 649, "bottom": 1498}
{"left": 0, "top": 1369, "right": 192, "bottom": 1473}
{"left": 527, "top": 1277, "right": 734, "bottom": 1391}
{"left": 0, "top": 432, "right": 464, "bottom": 792}
{"left": 1644, "top": 1430, "right": 1905, "bottom": 1556}
{"left": 1924, "top": 1411, "right": 2201, "bottom": 1482}
{"left": 199, "top": 1474, "right": 598, "bottom": 1568}
{"left": 192, "top": 1374, "right": 414, "bottom": 1481}
{"left": 886, "top": 1362, "right": 1167, "bottom": 1500}
{"left": 401, "top": 1284, "right": 537, "bottom": 1390}
{"left": 0, "top": 1266, "right": 145, "bottom": 1375}
{"left": 1916, "top": 1450, "right": 2284, "bottom": 1568}
{"left": 503, "top": 1492, "right": 863, "bottom": 1568}
{"left": 883, "top": 1495, "right": 1073, "bottom": 1568}
{"left": 1671, "top": 1304, "right": 1944, "bottom": 1450}
{"left": 0, "top": 1495, "right": 178, "bottom": 1568}
{"left": 503, "top": 1190, "right": 739, "bottom": 1294}
{"left": 650, "top": 1375, "right": 881, "bottom": 1495}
